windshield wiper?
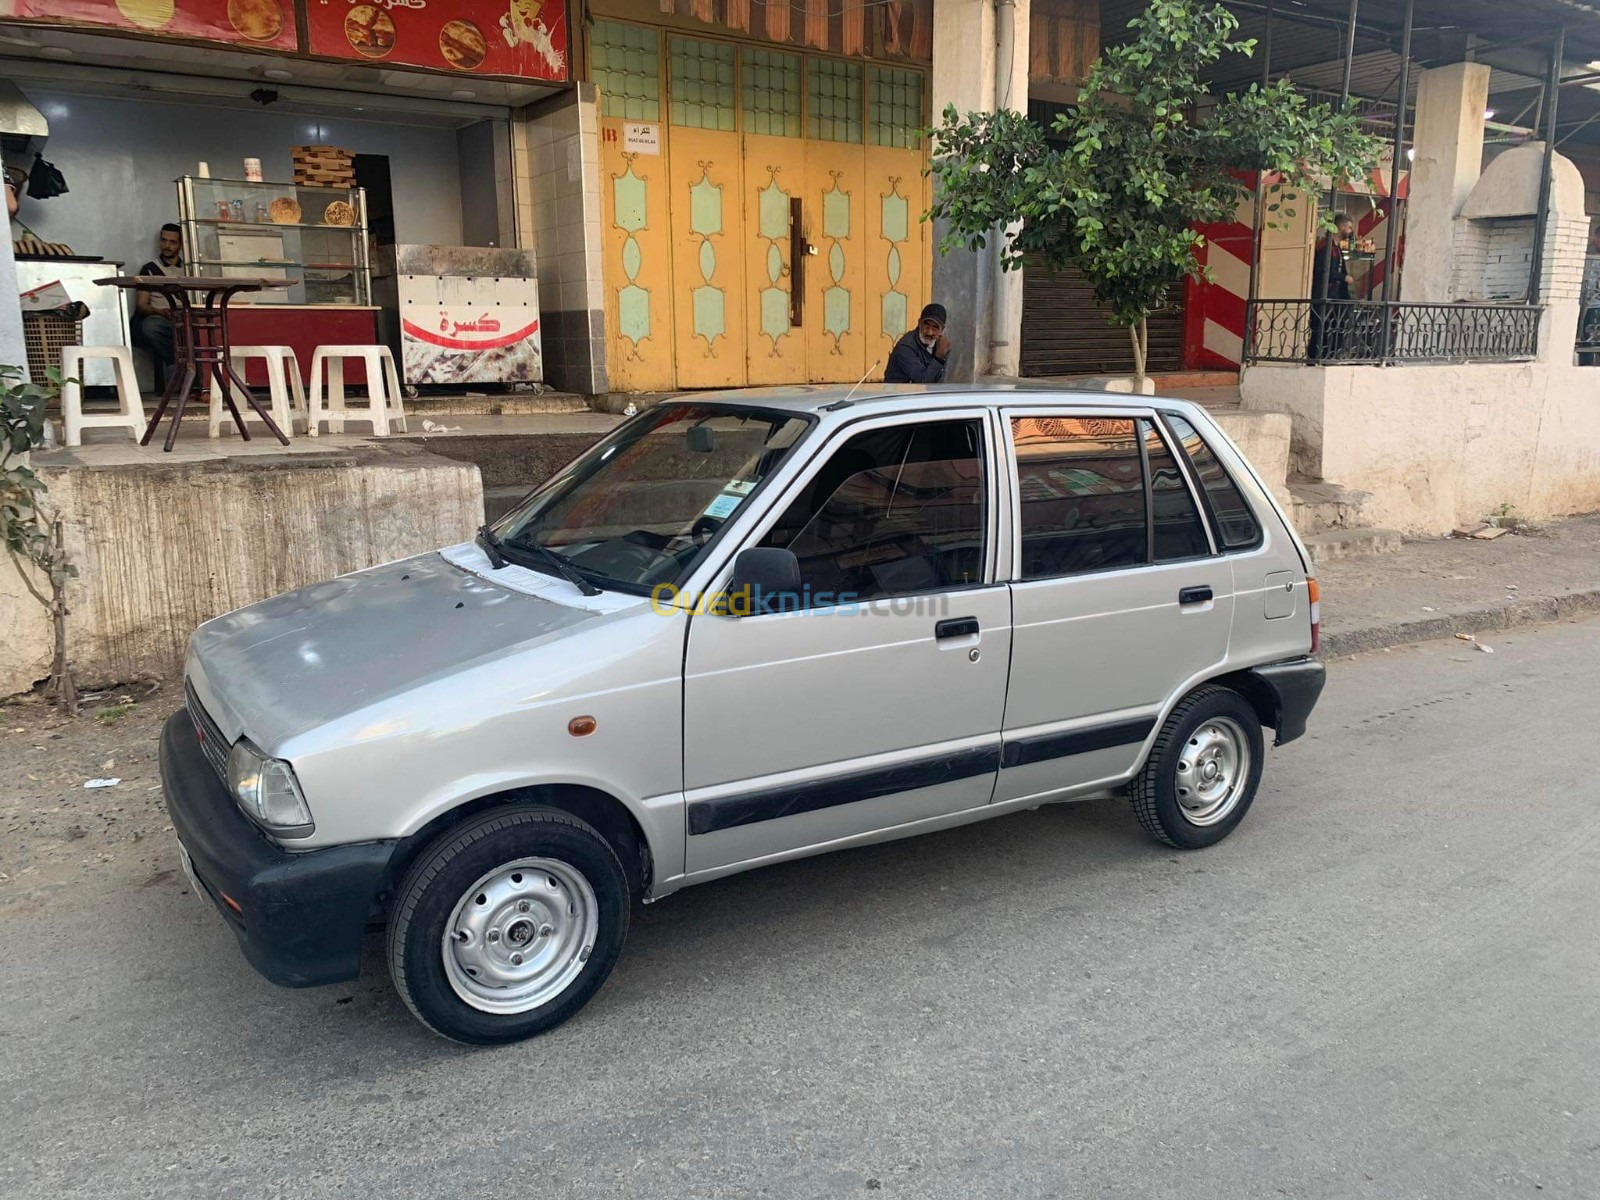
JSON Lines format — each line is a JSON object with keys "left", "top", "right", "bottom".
{"left": 476, "top": 524, "right": 509, "bottom": 570}
{"left": 524, "top": 540, "right": 603, "bottom": 597}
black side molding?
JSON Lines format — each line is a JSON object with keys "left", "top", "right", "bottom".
{"left": 1000, "top": 716, "right": 1155, "bottom": 769}
{"left": 688, "top": 744, "right": 1001, "bottom": 835}
{"left": 1248, "top": 658, "right": 1327, "bottom": 746}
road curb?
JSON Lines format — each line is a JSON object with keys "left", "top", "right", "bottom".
{"left": 1321, "top": 587, "right": 1600, "bottom": 657}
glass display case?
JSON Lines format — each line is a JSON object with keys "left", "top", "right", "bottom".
{"left": 177, "top": 175, "right": 372, "bottom": 306}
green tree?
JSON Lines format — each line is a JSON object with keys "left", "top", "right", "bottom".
{"left": 928, "top": 0, "right": 1380, "bottom": 384}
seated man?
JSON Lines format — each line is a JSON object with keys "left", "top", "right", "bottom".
{"left": 884, "top": 303, "right": 951, "bottom": 384}
{"left": 131, "top": 223, "right": 185, "bottom": 378}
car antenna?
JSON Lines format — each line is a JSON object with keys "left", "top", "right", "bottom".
{"left": 821, "top": 360, "right": 881, "bottom": 411}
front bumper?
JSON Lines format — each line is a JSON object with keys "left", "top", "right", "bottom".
{"left": 159, "top": 710, "right": 395, "bottom": 988}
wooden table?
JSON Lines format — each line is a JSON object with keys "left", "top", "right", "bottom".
{"left": 95, "top": 275, "right": 294, "bottom": 452}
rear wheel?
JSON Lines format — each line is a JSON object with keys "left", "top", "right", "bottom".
{"left": 387, "top": 806, "right": 630, "bottom": 1044}
{"left": 1131, "top": 686, "right": 1264, "bottom": 849}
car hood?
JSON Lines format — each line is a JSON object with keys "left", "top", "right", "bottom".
{"left": 187, "top": 550, "right": 605, "bottom": 749}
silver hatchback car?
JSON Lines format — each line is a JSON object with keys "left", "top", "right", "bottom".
{"left": 161, "top": 387, "right": 1324, "bottom": 1043}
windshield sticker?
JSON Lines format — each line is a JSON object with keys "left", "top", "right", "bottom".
{"left": 704, "top": 493, "right": 742, "bottom": 519}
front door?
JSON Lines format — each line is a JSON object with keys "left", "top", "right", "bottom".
{"left": 995, "top": 410, "right": 1236, "bottom": 804}
{"left": 682, "top": 413, "right": 1011, "bottom": 876}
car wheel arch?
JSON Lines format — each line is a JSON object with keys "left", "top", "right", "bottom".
{"left": 379, "top": 785, "right": 654, "bottom": 915}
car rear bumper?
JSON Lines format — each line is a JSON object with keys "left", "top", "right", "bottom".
{"left": 1249, "top": 658, "right": 1326, "bottom": 746}
{"left": 159, "top": 709, "right": 395, "bottom": 988}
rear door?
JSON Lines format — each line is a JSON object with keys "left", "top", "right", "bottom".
{"left": 681, "top": 410, "right": 1013, "bottom": 875}
{"left": 995, "top": 409, "right": 1235, "bottom": 804}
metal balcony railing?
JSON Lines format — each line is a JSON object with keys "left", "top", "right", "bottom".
{"left": 1245, "top": 300, "right": 1542, "bottom": 366}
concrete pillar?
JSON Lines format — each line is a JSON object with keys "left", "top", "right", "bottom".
{"left": 931, "top": 0, "right": 1030, "bottom": 381}
{"left": 0, "top": 200, "right": 22, "bottom": 373}
{"left": 1400, "top": 61, "right": 1490, "bottom": 303}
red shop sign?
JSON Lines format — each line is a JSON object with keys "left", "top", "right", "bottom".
{"left": 304, "top": 0, "right": 568, "bottom": 82}
{"left": 13, "top": 0, "right": 298, "bottom": 50}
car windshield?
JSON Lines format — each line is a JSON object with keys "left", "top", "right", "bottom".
{"left": 493, "top": 403, "right": 812, "bottom": 593}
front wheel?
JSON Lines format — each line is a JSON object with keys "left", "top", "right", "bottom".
{"left": 1130, "top": 686, "right": 1264, "bottom": 849}
{"left": 387, "top": 806, "right": 630, "bottom": 1044}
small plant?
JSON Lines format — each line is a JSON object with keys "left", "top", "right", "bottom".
{"left": 95, "top": 702, "right": 136, "bottom": 725}
{"left": 1, "top": 363, "right": 76, "bottom": 712}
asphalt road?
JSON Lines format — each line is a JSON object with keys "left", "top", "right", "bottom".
{"left": 5, "top": 619, "right": 1600, "bottom": 1199}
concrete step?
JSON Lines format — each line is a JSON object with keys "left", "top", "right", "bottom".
{"left": 484, "top": 484, "right": 531, "bottom": 524}
{"left": 1302, "top": 527, "right": 1404, "bottom": 563}
{"left": 1289, "top": 477, "right": 1373, "bottom": 535}
{"left": 405, "top": 390, "right": 590, "bottom": 416}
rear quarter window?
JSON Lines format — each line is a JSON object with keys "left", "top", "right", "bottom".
{"left": 1163, "top": 414, "right": 1262, "bottom": 550}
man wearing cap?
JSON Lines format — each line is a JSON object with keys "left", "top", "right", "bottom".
{"left": 884, "top": 303, "right": 951, "bottom": 383}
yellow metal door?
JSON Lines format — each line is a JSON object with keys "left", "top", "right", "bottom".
{"left": 739, "top": 47, "right": 808, "bottom": 386}
{"left": 802, "top": 57, "right": 868, "bottom": 384}
{"left": 743, "top": 139, "right": 808, "bottom": 385}
{"left": 666, "top": 37, "right": 746, "bottom": 389}
{"left": 865, "top": 147, "right": 928, "bottom": 375}
{"left": 864, "top": 68, "right": 931, "bottom": 377}
{"left": 593, "top": 20, "right": 675, "bottom": 392}
{"left": 804, "top": 147, "right": 868, "bottom": 383}
{"left": 601, "top": 130, "right": 677, "bottom": 392}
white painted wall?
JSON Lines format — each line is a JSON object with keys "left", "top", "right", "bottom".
{"left": 1242, "top": 361, "right": 1600, "bottom": 533}
{"left": 15, "top": 90, "right": 465, "bottom": 272}
{"left": 0, "top": 196, "right": 22, "bottom": 370}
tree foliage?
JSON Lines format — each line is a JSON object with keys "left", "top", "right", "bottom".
{"left": 928, "top": 0, "right": 1380, "bottom": 377}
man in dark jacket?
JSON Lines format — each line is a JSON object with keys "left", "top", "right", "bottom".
{"left": 884, "top": 303, "right": 951, "bottom": 383}
{"left": 1308, "top": 213, "right": 1354, "bottom": 361}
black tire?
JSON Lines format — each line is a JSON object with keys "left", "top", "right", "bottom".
{"left": 387, "top": 805, "right": 630, "bottom": 1045}
{"left": 1131, "top": 685, "right": 1265, "bottom": 849}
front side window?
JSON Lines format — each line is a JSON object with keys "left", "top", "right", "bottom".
{"left": 496, "top": 404, "right": 810, "bottom": 592}
{"left": 759, "top": 419, "right": 986, "bottom": 604}
{"left": 1011, "top": 416, "right": 1146, "bottom": 579}
{"left": 1164, "top": 414, "right": 1262, "bottom": 549}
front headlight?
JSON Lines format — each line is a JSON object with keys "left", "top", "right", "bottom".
{"left": 226, "top": 739, "right": 315, "bottom": 837}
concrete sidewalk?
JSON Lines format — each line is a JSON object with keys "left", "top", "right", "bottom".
{"left": 1317, "top": 513, "right": 1600, "bottom": 655}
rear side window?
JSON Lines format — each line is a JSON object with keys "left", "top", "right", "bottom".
{"left": 1010, "top": 416, "right": 1146, "bottom": 578}
{"left": 1141, "top": 419, "right": 1210, "bottom": 561}
{"left": 1164, "top": 414, "right": 1262, "bottom": 549}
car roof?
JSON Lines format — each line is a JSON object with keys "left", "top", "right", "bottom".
{"left": 655, "top": 383, "right": 1206, "bottom": 419}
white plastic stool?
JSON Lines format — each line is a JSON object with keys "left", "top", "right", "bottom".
{"left": 208, "top": 346, "right": 306, "bottom": 438}
{"left": 60, "top": 345, "right": 145, "bottom": 447}
{"left": 306, "top": 345, "right": 407, "bottom": 437}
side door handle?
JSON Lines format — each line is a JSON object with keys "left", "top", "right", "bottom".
{"left": 935, "top": 616, "right": 980, "bottom": 639}
{"left": 1179, "top": 586, "right": 1214, "bottom": 605}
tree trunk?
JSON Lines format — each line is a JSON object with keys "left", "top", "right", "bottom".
{"left": 49, "top": 520, "right": 75, "bottom": 715}
{"left": 1129, "top": 318, "right": 1149, "bottom": 391}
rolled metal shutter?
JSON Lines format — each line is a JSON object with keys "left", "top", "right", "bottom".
{"left": 1019, "top": 252, "right": 1184, "bottom": 376}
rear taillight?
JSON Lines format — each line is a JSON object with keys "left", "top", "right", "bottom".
{"left": 1308, "top": 577, "right": 1321, "bottom": 654}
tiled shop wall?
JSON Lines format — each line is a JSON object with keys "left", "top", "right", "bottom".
{"left": 516, "top": 86, "right": 607, "bottom": 396}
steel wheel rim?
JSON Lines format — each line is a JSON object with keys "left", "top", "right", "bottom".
{"left": 1173, "top": 716, "right": 1251, "bottom": 826}
{"left": 442, "top": 857, "right": 599, "bottom": 1015}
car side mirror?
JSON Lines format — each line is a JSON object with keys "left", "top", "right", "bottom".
{"left": 722, "top": 547, "right": 801, "bottom": 616}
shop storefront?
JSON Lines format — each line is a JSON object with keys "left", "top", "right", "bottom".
{"left": 585, "top": 0, "right": 934, "bottom": 391}
{"left": 1, "top": 0, "right": 570, "bottom": 391}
